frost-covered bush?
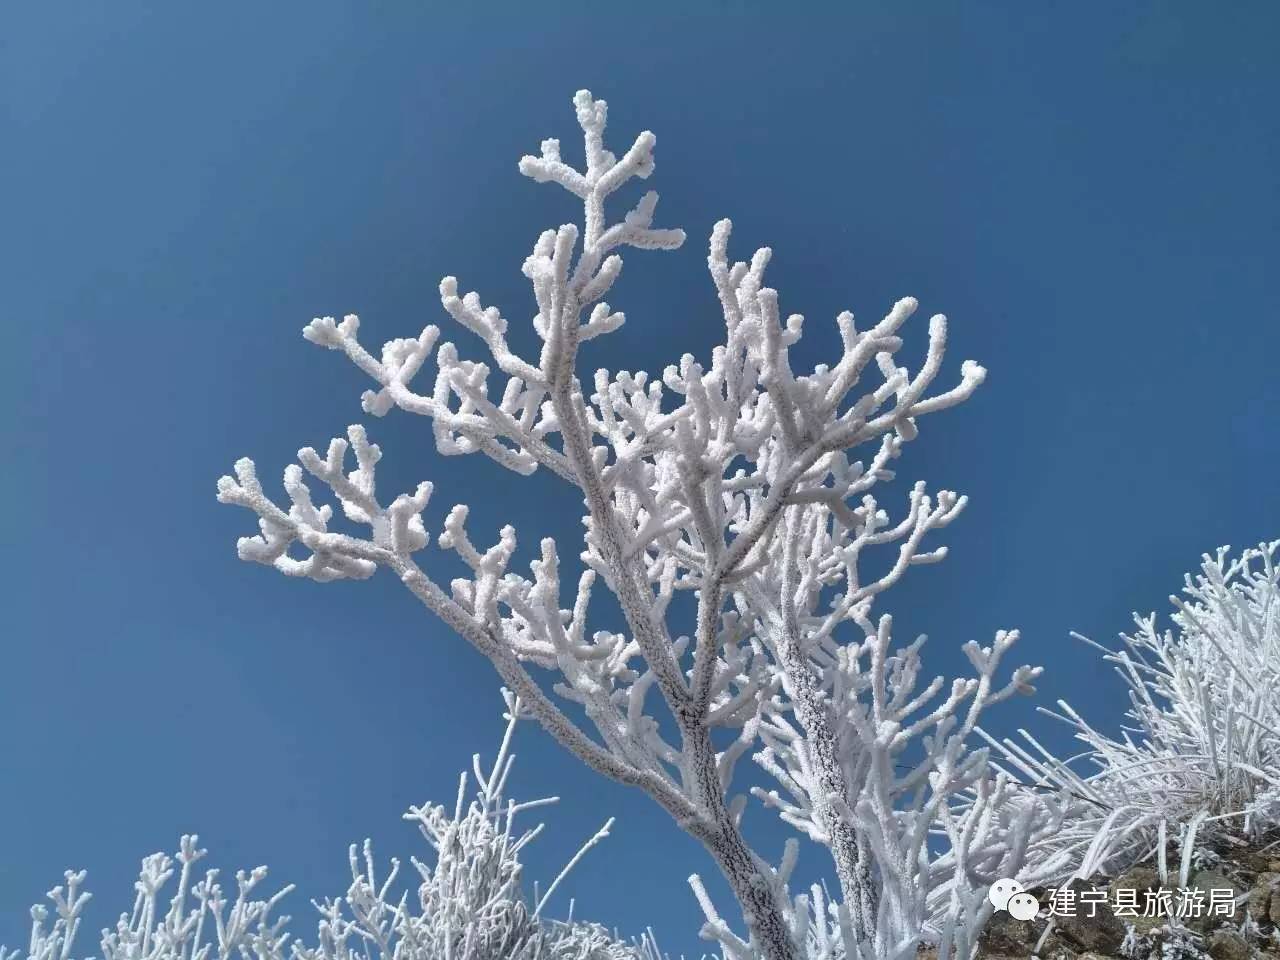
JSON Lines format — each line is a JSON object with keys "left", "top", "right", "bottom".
{"left": 216, "top": 89, "right": 1071, "bottom": 960}
{"left": 989, "top": 541, "right": 1280, "bottom": 881}
{"left": 3, "top": 693, "right": 649, "bottom": 960}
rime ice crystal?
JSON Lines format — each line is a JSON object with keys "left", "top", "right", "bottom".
{"left": 4, "top": 693, "right": 651, "bottom": 960}
{"left": 990, "top": 541, "right": 1280, "bottom": 885}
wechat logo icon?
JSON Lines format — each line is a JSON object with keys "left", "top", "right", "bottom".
{"left": 989, "top": 878, "right": 1039, "bottom": 922}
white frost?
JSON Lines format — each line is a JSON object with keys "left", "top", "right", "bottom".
{"left": 216, "top": 90, "right": 1076, "bottom": 960}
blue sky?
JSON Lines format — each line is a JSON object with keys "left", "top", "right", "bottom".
{"left": 3, "top": 2, "right": 1278, "bottom": 955}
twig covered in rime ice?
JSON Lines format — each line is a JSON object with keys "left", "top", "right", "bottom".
{"left": 3, "top": 691, "right": 652, "bottom": 960}
{"left": 218, "top": 90, "right": 1066, "bottom": 960}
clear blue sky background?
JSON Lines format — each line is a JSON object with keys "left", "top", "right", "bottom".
{"left": 3, "top": 3, "right": 1277, "bottom": 955}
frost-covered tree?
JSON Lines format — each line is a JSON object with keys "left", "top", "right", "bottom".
{"left": 217, "top": 90, "right": 1065, "bottom": 960}
{"left": 3, "top": 692, "right": 651, "bottom": 960}
{"left": 988, "top": 540, "right": 1280, "bottom": 884}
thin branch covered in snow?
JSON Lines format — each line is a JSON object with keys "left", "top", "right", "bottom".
{"left": 218, "top": 90, "right": 1059, "bottom": 959}
{"left": 4, "top": 692, "right": 650, "bottom": 960}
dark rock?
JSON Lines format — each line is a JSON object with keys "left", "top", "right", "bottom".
{"left": 1188, "top": 868, "right": 1241, "bottom": 932}
{"left": 1055, "top": 879, "right": 1126, "bottom": 954}
{"left": 1249, "top": 871, "right": 1280, "bottom": 922}
{"left": 1112, "top": 866, "right": 1161, "bottom": 895}
{"left": 980, "top": 909, "right": 1041, "bottom": 955}
{"left": 1109, "top": 867, "right": 1163, "bottom": 935}
{"left": 1207, "top": 929, "right": 1250, "bottom": 960}
{"left": 974, "top": 901, "right": 1085, "bottom": 959}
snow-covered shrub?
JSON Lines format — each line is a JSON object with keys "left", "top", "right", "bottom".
{"left": 3, "top": 692, "right": 649, "bottom": 960}
{"left": 989, "top": 541, "right": 1280, "bottom": 882}
{"left": 217, "top": 89, "right": 1068, "bottom": 959}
